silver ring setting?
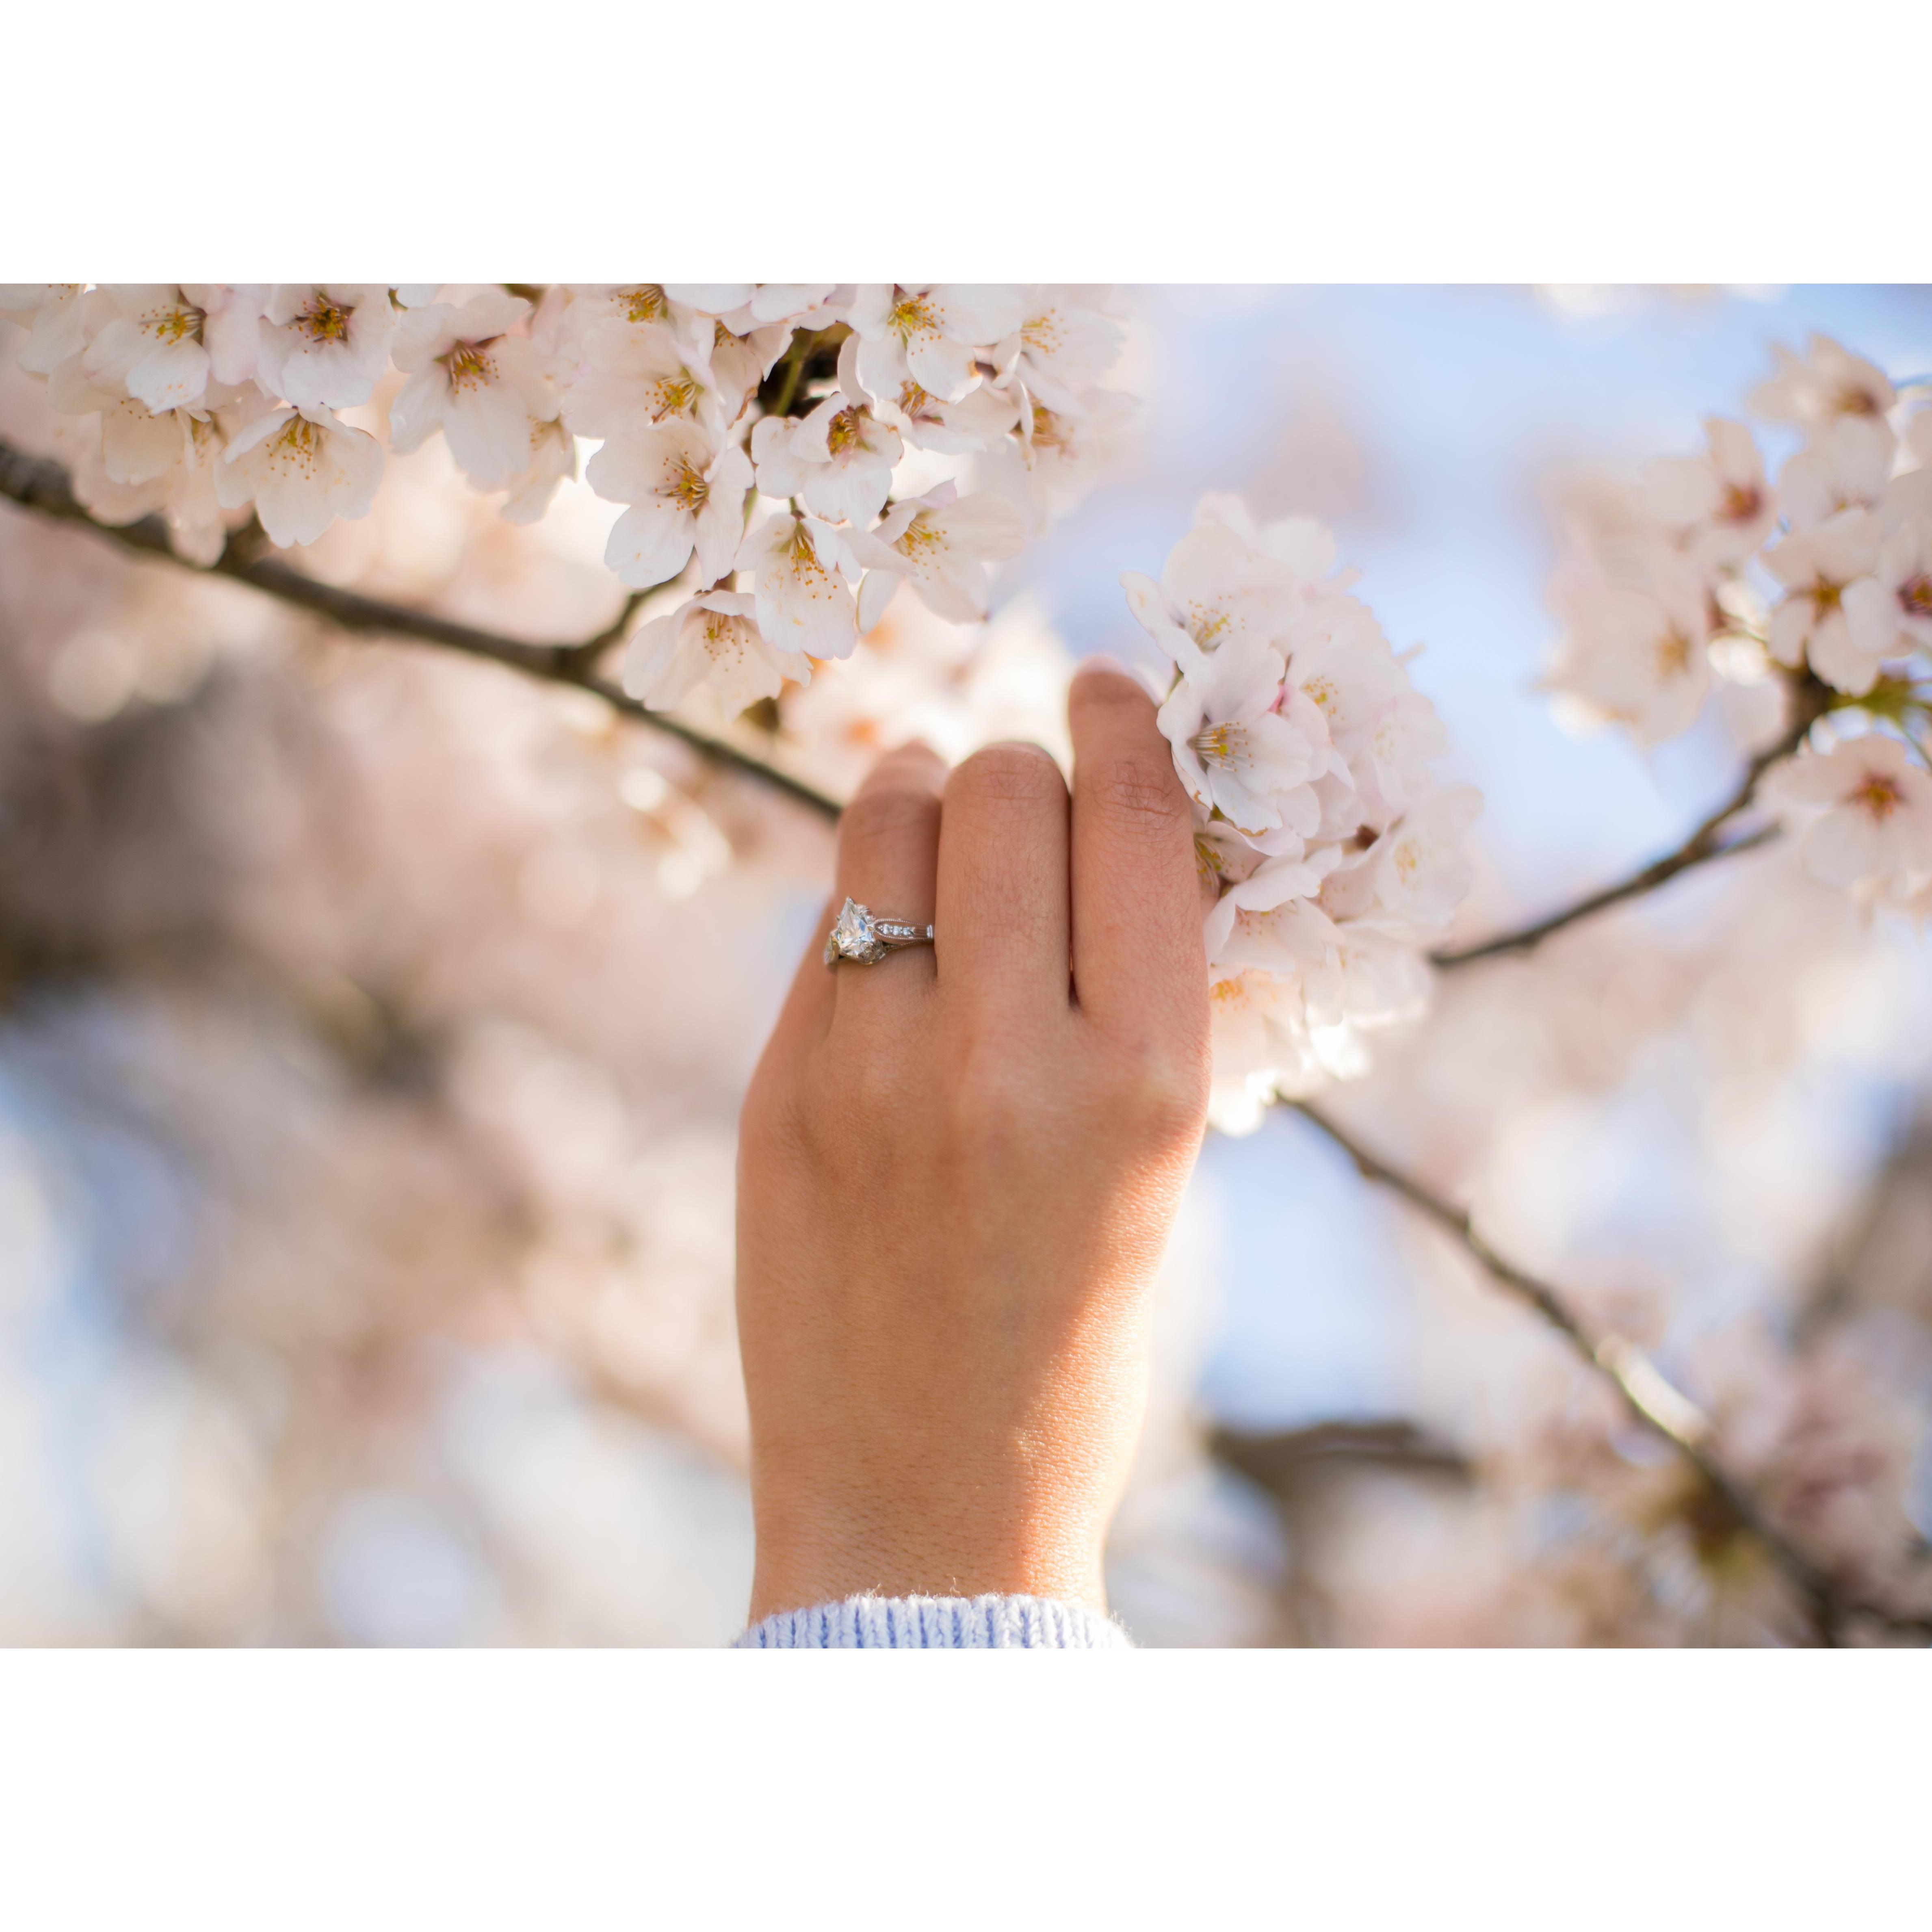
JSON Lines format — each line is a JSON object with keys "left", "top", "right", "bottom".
{"left": 823, "top": 897, "right": 936, "bottom": 968}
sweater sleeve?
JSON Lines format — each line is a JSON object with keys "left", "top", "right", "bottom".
{"left": 733, "top": 1594, "right": 1133, "bottom": 1649}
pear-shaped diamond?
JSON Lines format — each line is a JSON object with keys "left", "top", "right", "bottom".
{"left": 830, "top": 897, "right": 881, "bottom": 963}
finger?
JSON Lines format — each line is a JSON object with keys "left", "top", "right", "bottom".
{"left": 762, "top": 891, "right": 842, "bottom": 1062}
{"left": 936, "top": 741, "right": 1071, "bottom": 1016}
{"left": 829, "top": 742, "right": 946, "bottom": 1012}
{"left": 1068, "top": 661, "right": 1206, "bottom": 1039}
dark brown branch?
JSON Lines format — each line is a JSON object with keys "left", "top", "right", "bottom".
{"left": 1212, "top": 1419, "right": 1474, "bottom": 1494}
{"left": 1433, "top": 677, "right": 1833, "bottom": 969}
{"left": 0, "top": 435, "right": 844, "bottom": 822}
{"left": 1289, "top": 1097, "right": 1932, "bottom": 1642}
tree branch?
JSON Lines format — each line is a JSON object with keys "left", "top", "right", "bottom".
{"left": 1288, "top": 1097, "right": 1932, "bottom": 1642}
{"left": 1433, "top": 677, "right": 1833, "bottom": 969}
{"left": 0, "top": 435, "right": 844, "bottom": 822}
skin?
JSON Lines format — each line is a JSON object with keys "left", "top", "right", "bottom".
{"left": 737, "top": 661, "right": 1211, "bottom": 1622}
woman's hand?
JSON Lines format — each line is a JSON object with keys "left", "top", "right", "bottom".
{"left": 736, "top": 661, "right": 1211, "bottom": 1622}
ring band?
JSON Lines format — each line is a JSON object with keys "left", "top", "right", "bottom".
{"left": 823, "top": 897, "right": 936, "bottom": 968}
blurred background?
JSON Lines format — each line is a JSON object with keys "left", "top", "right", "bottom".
{"left": 4, "top": 284, "right": 1930, "bottom": 1646}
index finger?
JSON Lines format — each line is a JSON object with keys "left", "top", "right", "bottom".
{"left": 1067, "top": 661, "right": 1207, "bottom": 1042}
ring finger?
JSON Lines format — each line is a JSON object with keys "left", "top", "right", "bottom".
{"left": 826, "top": 741, "right": 946, "bottom": 1024}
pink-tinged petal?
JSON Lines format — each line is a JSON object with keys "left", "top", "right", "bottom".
{"left": 752, "top": 429, "right": 810, "bottom": 501}
{"left": 751, "top": 284, "right": 835, "bottom": 323}
{"left": 1765, "top": 750, "right": 1852, "bottom": 810}
{"left": 1804, "top": 809, "right": 1883, "bottom": 886}
{"left": 442, "top": 385, "right": 534, "bottom": 487}
{"left": 801, "top": 461, "right": 890, "bottom": 526}
{"left": 856, "top": 568, "right": 899, "bottom": 633}
{"left": 904, "top": 331, "right": 979, "bottom": 404}
{"left": 940, "top": 493, "right": 1027, "bottom": 559}
{"left": 586, "top": 431, "right": 671, "bottom": 505}
{"left": 1644, "top": 453, "right": 1718, "bottom": 526}
{"left": 929, "top": 285, "right": 1026, "bottom": 347}
{"left": 835, "top": 330, "right": 867, "bottom": 404}
{"left": 126, "top": 337, "right": 210, "bottom": 415}
{"left": 905, "top": 561, "right": 985, "bottom": 624}
{"left": 855, "top": 333, "right": 910, "bottom": 408}
{"left": 1805, "top": 609, "right": 1880, "bottom": 695}
{"left": 692, "top": 489, "right": 748, "bottom": 584}
{"left": 1842, "top": 575, "right": 1903, "bottom": 661}
{"left": 45, "top": 356, "right": 118, "bottom": 416}
{"left": 331, "top": 421, "right": 384, "bottom": 522}
{"left": 101, "top": 401, "right": 185, "bottom": 486}
{"left": 710, "top": 441, "right": 753, "bottom": 496}
{"left": 386, "top": 368, "right": 449, "bottom": 453}
{"left": 663, "top": 285, "right": 754, "bottom": 313}
{"left": 620, "top": 611, "right": 684, "bottom": 704}
{"left": 82, "top": 317, "right": 147, "bottom": 390}
{"left": 1767, "top": 598, "right": 1811, "bottom": 667}
{"left": 605, "top": 502, "right": 695, "bottom": 589}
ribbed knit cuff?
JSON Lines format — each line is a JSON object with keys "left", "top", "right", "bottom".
{"left": 734, "top": 1594, "right": 1133, "bottom": 1649}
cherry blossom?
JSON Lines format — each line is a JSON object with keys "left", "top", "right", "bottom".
{"left": 1764, "top": 736, "right": 1932, "bottom": 888}
{"left": 1205, "top": 970, "right": 1323, "bottom": 1132}
{"left": 500, "top": 417, "right": 578, "bottom": 527}
{"left": 1749, "top": 334, "right": 1895, "bottom": 432}
{"left": 1640, "top": 417, "right": 1776, "bottom": 568}
{"left": 850, "top": 484, "right": 1026, "bottom": 628}
{"left": 1122, "top": 507, "right": 1298, "bottom": 658}
{"left": 1204, "top": 851, "right": 1343, "bottom": 975}
{"left": 1359, "top": 784, "right": 1484, "bottom": 935}
{"left": 1763, "top": 511, "right": 1886, "bottom": 694}
{"left": 622, "top": 591, "right": 807, "bottom": 713}
{"left": 390, "top": 290, "right": 560, "bottom": 489}
{"left": 216, "top": 404, "right": 383, "bottom": 548}
{"left": 80, "top": 284, "right": 215, "bottom": 414}
{"left": 0, "top": 284, "right": 86, "bottom": 375}
{"left": 1843, "top": 501, "right": 1932, "bottom": 658}
{"left": 847, "top": 284, "right": 1024, "bottom": 405}
{"left": 873, "top": 376, "right": 1017, "bottom": 455}
{"left": 1155, "top": 635, "right": 1326, "bottom": 840}
{"left": 750, "top": 340, "right": 901, "bottom": 524}
{"left": 994, "top": 288, "right": 1126, "bottom": 415}
{"left": 255, "top": 285, "right": 396, "bottom": 411}
{"left": 1778, "top": 417, "right": 1896, "bottom": 530}
{"left": 561, "top": 314, "right": 721, "bottom": 441}
{"left": 1, "top": 283, "right": 1136, "bottom": 670}
{"left": 738, "top": 513, "right": 860, "bottom": 661}
{"left": 587, "top": 422, "right": 752, "bottom": 590}
{"left": 1547, "top": 544, "right": 1717, "bottom": 746}
{"left": 1124, "top": 492, "right": 1478, "bottom": 1126}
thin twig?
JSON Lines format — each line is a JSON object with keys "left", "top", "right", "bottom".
{"left": 0, "top": 435, "right": 843, "bottom": 822}
{"left": 1433, "top": 678, "right": 1833, "bottom": 969}
{"left": 1287, "top": 1097, "right": 1932, "bottom": 1642}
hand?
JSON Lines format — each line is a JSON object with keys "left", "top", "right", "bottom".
{"left": 736, "top": 661, "right": 1211, "bottom": 1622}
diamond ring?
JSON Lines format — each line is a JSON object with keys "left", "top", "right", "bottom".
{"left": 823, "top": 897, "right": 936, "bottom": 968}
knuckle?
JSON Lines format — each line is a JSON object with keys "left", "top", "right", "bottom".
{"left": 1089, "top": 753, "right": 1191, "bottom": 838}
{"left": 841, "top": 783, "right": 937, "bottom": 855}
{"left": 951, "top": 742, "right": 1065, "bottom": 813}
{"left": 1099, "top": 1030, "right": 1211, "bottom": 1143}
{"left": 832, "top": 1031, "right": 918, "bottom": 1122}
{"left": 942, "top": 1037, "right": 1037, "bottom": 1152}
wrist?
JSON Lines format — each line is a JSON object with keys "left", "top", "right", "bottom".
{"left": 746, "top": 1493, "right": 1109, "bottom": 1626}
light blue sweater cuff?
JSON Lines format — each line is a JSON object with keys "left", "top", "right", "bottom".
{"left": 734, "top": 1594, "right": 1133, "bottom": 1649}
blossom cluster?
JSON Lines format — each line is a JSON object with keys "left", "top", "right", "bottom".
{"left": 1125, "top": 497, "right": 1481, "bottom": 1132}
{"left": 0, "top": 283, "right": 1131, "bottom": 714}
{"left": 1544, "top": 334, "right": 1932, "bottom": 910}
